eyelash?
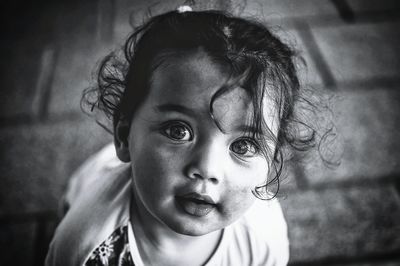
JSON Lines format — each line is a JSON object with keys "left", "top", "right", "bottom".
{"left": 161, "top": 121, "right": 193, "bottom": 142}
{"left": 160, "top": 121, "right": 261, "bottom": 157}
{"left": 230, "top": 138, "right": 261, "bottom": 157}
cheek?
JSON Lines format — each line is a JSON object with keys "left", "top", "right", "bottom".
{"left": 131, "top": 151, "right": 160, "bottom": 200}
{"left": 220, "top": 160, "right": 269, "bottom": 217}
{"left": 237, "top": 159, "right": 270, "bottom": 188}
{"left": 130, "top": 142, "right": 181, "bottom": 196}
{"left": 220, "top": 185, "right": 256, "bottom": 221}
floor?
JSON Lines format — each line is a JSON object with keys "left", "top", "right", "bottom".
{"left": 1, "top": 0, "right": 400, "bottom": 265}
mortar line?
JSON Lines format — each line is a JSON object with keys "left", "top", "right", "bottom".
{"left": 284, "top": 173, "right": 400, "bottom": 194}
{"left": 268, "top": 9, "right": 400, "bottom": 30}
{"left": 330, "top": 0, "right": 355, "bottom": 23}
{"left": 294, "top": 21, "right": 337, "bottom": 89}
{"left": 33, "top": 44, "right": 59, "bottom": 121}
{"left": 290, "top": 154, "right": 310, "bottom": 190}
{"left": 33, "top": 216, "right": 48, "bottom": 266}
{"left": 97, "top": 0, "right": 116, "bottom": 44}
{"left": 394, "top": 179, "right": 400, "bottom": 199}
{"left": 0, "top": 111, "right": 83, "bottom": 128}
{"left": 0, "top": 211, "right": 57, "bottom": 224}
{"left": 288, "top": 248, "right": 400, "bottom": 265}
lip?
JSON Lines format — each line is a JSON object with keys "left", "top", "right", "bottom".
{"left": 180, "top": 192, "right": 216, "bottom": 205}
{"left": 175, "top": 192, "right": 217, "bottom": 217}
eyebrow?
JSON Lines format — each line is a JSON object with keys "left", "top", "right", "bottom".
{"left": 237, "top": 125, "right": 263, "bottom": 135}
{"left": 155, "top": 103, "right": 266, "bottom": 135}
{"left": 155, "top": 103, "right": 197, "bottom": 117}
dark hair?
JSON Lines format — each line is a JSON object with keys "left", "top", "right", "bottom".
{"left": 82, "top": 9, "right": 338, "bottom": 199}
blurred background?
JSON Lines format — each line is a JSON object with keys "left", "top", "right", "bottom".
{"left": 1, "top": 0, "right": 400, "bottom": 265}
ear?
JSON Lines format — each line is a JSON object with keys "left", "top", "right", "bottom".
{"left": 114, "top": 119, "right": 131, "bottom": 162}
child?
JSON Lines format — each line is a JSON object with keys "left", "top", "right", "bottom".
{"left": 46, "top": 6, "right": 326, "bottom": 266}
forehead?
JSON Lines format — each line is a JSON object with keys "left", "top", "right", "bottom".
{"left": 150, "top": 51, "right": 227, "bottom": 103}
{"left": 150, "top": 52, "right": 251, "bottom": 122}
{"left": 147, "top": 51, "right": 279, "bottom": 134}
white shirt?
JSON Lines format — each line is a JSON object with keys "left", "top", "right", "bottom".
{"left": 46, "top": 144, "right": 289, "bottom": 266}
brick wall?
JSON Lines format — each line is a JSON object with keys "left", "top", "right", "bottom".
{"left": 1, "top": 0, "right": 399, "bottom": 265}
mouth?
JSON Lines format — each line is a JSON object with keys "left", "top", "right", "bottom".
{"left": 175, "top": 192, "right": 217, "bottom": 217}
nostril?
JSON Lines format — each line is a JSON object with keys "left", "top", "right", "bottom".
{"left": 209, "top": 177, "right": 218, "bottom": 184}
{"left": 185, "top": 164, "right": 220, "bottom": 183}
{"left": 190, "top": 172, "right": 218, "bottom": 184}
{"left": 192, "top": 173, "right": 202, "bottom": 179}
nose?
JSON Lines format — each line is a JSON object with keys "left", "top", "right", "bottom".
{"left": 184, "top": 137, "right": 226, "bottom": 184}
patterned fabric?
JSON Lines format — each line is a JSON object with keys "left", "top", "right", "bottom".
{"left": 85, "top": 225, "right": 134, "bottom": 266}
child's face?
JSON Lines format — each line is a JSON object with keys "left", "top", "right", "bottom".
{"left": 117, "top": 51, "right": 279, "bottom": 236}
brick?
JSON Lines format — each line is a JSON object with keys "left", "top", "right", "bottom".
{"left": 310, "top": 262, "right": 400, "bottom": 266}
{"left": 0, "top": 116, "right": 112, "bottom": 215}
{"left": 347, "top": 0, "right": 400, "bottom": 13}
{"left": 233, "top": 0, "right": 338, "bottom": 21}
{"left": 281, "top": 184, "right": 400, "bottom": 262}
{"left": 48, "top": 44, "right": 111, "bottom": 116}
{"left": 36, "top": 215, "right": 60, "bottom": 266}
{"left": 97, "top": 0, "right": 116, "bottom": 43}
{"left": 0, "top": 1, "right": 67, "bottom": 121}
{"left": 0, "top": 2, "right": 57, "bottom": 120}
{"left": 329, "top": 262, "right": 400, "bottom": 266}
{"left": 0, "top": 40, "right": 43, "bottom": 119}
{"left": 311, "top": 22, "right": 400, "bottom": 82}
{"left": 276, "top": 28, "right": 324, "bottom": 86}
{"left": 113, "top": 0, "right": 139, "bottom": 41}
{"left": 52, "top": 1, "right": 99, "bottom": 44}
{"left": 277, "top": 163, "right": 301, "bottom": 192}
{"left": 114, "top": 0, "right": 175, "bottom": 39}
{"left": 300, "top": 88, "right": 400, "bottom": 184}
{"left": 0, "top": 221, "right": 36, "bottom": 265}
{"left": 48, "top": 1, "right": 113, "bottom": 116}
{"left": 0, "top": 1, "right": 102, "bottom": 119}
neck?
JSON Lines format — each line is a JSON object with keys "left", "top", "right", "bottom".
{"left": 130, "top": 192, "right": 222, "bottom": 265}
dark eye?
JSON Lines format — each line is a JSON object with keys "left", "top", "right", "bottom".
{"left": 163, "top": 123, "right": 192, "bottom": 141}
{"left": 230, "top": 138, "right": 259, "bottom": 157}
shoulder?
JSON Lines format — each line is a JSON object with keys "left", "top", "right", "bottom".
{"left": 64, "top": 144, "right": 124, "bottom": 207}
{"left": 227, "top": 199, "right": 289, "bottom": 266}
{"left": 46, "top": 144, "right": 132, "bottom": 266}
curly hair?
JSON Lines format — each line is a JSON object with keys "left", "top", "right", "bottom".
{"left": 82, "top": 9, "right": 338, "bottom": 199}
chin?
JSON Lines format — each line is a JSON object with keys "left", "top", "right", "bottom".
{"left": 164, "top": 217, "right": 219, "bottom": 237}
